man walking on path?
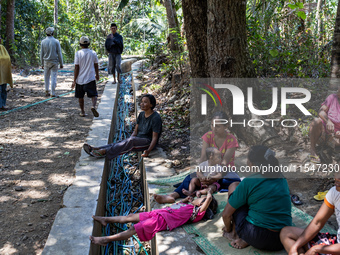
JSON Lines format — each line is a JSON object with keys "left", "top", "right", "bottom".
{"left": 105, "top": 23, "right": 123, "bottom": 84}
{"left": 72, "top": 36, "right": 100, "bottom": 117}
{"left": 40, "top": 27, "right": 63, "bottom": 97}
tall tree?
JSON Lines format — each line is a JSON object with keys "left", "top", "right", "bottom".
{"left": 54, "top": 0, "right": 58, "bottom": 35}
{"left": 183, "top": 0, "right": 277, "bottom": 145}
{"left": 182, "top": 0, "right": 208, "bottom": 78}
{"left": 331, "top": 0, "right": 340, "bottom": 78}
{"left": 163, "top": 0, "right": 180, "bottom": 52}
{"left": 207, "top": 0, "right": 254, "bottom": 78}
{"left": 5, "top": 0, "right": 15, "bottom": 58}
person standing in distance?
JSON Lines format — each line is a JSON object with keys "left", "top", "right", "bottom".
{"left": 40, "top": 27, "right": 63, "bottom": 97}
{"left": 105, "top": 23, "right": 123, "bottom": 84}
{"left": 71, "top": 36, "right": 100, "bottom": 117}
{"left": 0, "top": 37, "right": 13, "bottom": 110}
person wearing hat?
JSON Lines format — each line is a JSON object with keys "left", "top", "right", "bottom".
{"left": 40, "top": 27, "right": 63, "bottom": 97}
{"left": 71, "top": 36, "right": 100, "bottom": 117}
{"left": 0, "top": 37, "right": 13, "bottom": 110}
{"left": 105, "top": 23, "right": 123, "bottom": 84}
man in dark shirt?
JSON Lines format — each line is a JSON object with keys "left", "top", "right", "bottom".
{"left": 105, "top": 23, "right": 123, "bottom": 84}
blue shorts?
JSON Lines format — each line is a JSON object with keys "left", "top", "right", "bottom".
{"left": 174, "top": 175, "right": 192, "bottom": 198}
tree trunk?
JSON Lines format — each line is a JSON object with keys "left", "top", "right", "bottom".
{"left": 182, "top": 0, "right": 209, "bottom": 78}
{"left": 183, "top": 0, "right": 277, "bottom": 146}
{"left": 316, "top": 0, "right": 323, "bottom": 44}
{"left": 163, "top": 0, "right": 180, "bottom": 52}
{"left": 0, "top": 3, "right": 2, "bottom": 35}
{"left": 331, "top": 0, "right": 340, "bottom": 78}
{"left": 207, "top": 0, "right": 254, "bottom": 78}
{"left": 5, "top": 0, "right": 15, "bottom": 58}
{"left": 54, "top": 0, "right": 58, "bottom": 36}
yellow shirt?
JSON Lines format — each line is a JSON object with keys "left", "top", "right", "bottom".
{"left": 0, "top": 45, "right": 13, "bottom": 88}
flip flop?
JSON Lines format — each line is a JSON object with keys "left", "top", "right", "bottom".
{"left": 90, "top": 150, "right": 105, "bottom": 158}
{"left": 314, "top": 191, "right": 328, "bottom": 201}
{"left": 83, "top": 143, "right": 92, "bottom": 156}
{"left": 309, "top": 154, "right": 321, "bottom": 164}
{"left": 291, "top": 194, "right": 303, "bottom": 205}
{"left": 91, "top": 107, "right": 99, "bottom": 117}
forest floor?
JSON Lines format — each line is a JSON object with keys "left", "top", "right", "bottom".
{"left": 0, "top": 61, "right": 338, "bottom": 255}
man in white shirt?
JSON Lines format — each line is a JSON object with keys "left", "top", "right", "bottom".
{"left": 71, "top": 36, "right": 100, "bottom": 117}
{"left": 40, "top": 27, "right": 63, "bottom": 97}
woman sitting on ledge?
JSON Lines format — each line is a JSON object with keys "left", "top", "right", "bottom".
{"left": 83, "top": 94, "right": 162, "bottom": 159}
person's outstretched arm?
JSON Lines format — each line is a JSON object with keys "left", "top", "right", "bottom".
{"left": 142, "top": 132, "right": 159, "bottom": 157}
{"left": 305, "top": 243, "right": 340, "bottom": 255}
{"left": 221, "top": 147, "right": 236, "bottom": 166}
{"left": 289, "top": 203, "right": 334, "bottom": 255}
{"left": 199, "top": 189, "right": 213, "bottom": 212}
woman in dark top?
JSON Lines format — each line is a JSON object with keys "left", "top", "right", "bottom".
{"left": 83, "top": 94, "right": 162, "bottom": 159}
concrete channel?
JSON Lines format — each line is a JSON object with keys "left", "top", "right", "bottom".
{"left": 42, "top": 60, "right": 200, "bottom": 255}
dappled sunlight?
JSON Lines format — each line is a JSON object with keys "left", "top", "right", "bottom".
{"left": 19, "top": 179, "right": 45, "bottom": 188}
{"left": 0, "top": 195, "right": 17, "bottom": 203}
{"left": 0, "top": 242, "right": 18, "bottom": 254}
{"left": 48, "top": 173, "right": 74, "bottom": 185}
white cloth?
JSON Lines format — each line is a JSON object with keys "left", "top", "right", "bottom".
{"left": 325, "top": 186, "right": 340, "bottom": 242}
{"left": 74, "top": 48, "right": 98, "bottom": 85}
{"left": 40, "top": 36, "right": 63, "bottom": 66}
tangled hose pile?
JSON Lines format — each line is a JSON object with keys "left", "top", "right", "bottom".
{"left": 103, "top": 73, "right": 148, "bottom": 255}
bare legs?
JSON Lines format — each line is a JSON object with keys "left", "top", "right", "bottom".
{"left": 280, "top": 226, "right": 306, "bottom": 254}
{"left": 154, "top": 192, "right": 180, "bottom": 204}
{"left": 221, "top": 182, "right": 249, "bottom": 249}
{"left": 90, "top": 214, "right": 140, "bottom": 246}
{"left": 79, "top": 98, "right": 85, "bottom": 115}
{"left": 78, "top": 96, "right": 98, "bottom": 116}
{"left": 309, "top": 118, "right": 323, "bottom": 156}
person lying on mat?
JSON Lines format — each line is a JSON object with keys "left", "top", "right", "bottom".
{"left": 90, "top": 189, "right": 218, "bottom": 245}
{"left": 154, "top": 147, "right": 223, "bottom": 204}
{"left": 309, "top": 87, "right": 340, "bottom": 164}
{"left": 222, "top": 145, "right": 292, "bottom": 251}
{"left": 280, "top": 172, "right": 340, "bottom": 255}
{"left": 83, "top": 94, "right": 162, "bottom": 158}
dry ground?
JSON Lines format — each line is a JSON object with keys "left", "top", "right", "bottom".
{"left": 0, "top": 65, "right": 107, "bottom": 255}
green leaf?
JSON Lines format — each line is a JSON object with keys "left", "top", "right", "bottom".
{"left": 297, "top": 2, "right": 304, "bottom": 9}
{"left": 288, "top": 4, "right": 298, "bottom": 9}
{"left": 269, "top": 49, "right": 279, "bottom": 57}
{"left": 297, "top": 11, "right": 306, "bottom": 20}
{"left": 118, "top": 0, "right": 130, "bottom": 11}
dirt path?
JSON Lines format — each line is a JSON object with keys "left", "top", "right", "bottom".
{"left": 0, "top": 65, "right": 107, "bottom": 254}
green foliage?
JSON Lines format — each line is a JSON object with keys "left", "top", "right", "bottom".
{"left": 247, "top": 0, "right": 336, "bottom": 78}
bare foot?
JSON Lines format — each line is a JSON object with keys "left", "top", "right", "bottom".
{"left": 231, "top": 238, "right": 249, "bottom": 249}
{"left": 222, "top": 228, "right": 237, "bottom": 241}
{"left": 89, "top": 235, "right": 110, "bottom": 246}
{"left": 154, "top": 194, "right": 175, "bottom": 204}
{"left": 92, "top": 215, "right": 109, "bottom": 227}
{"left": 182, "top": 188, "right": 193, "bottom": 196}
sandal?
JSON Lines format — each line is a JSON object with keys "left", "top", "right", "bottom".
{"left": 90, "top": 150, "right": 105, "bottom": 158}
{"left": 291, "top": 194, "right": 303, "bottom": 205}
{"left": 79, "top": 113, "right": 87, "bottom": 117}
{"left": 314, "top": 191, "right": 328, "bottom": 201}
{"left": 91, "top": 107, "right": 99, "bottom": 117}
{"left": 83, "top": 143, "right": 93, "bottom": 156}
{"left": 309, "top": 154, "right": 321, "bottom": 164}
